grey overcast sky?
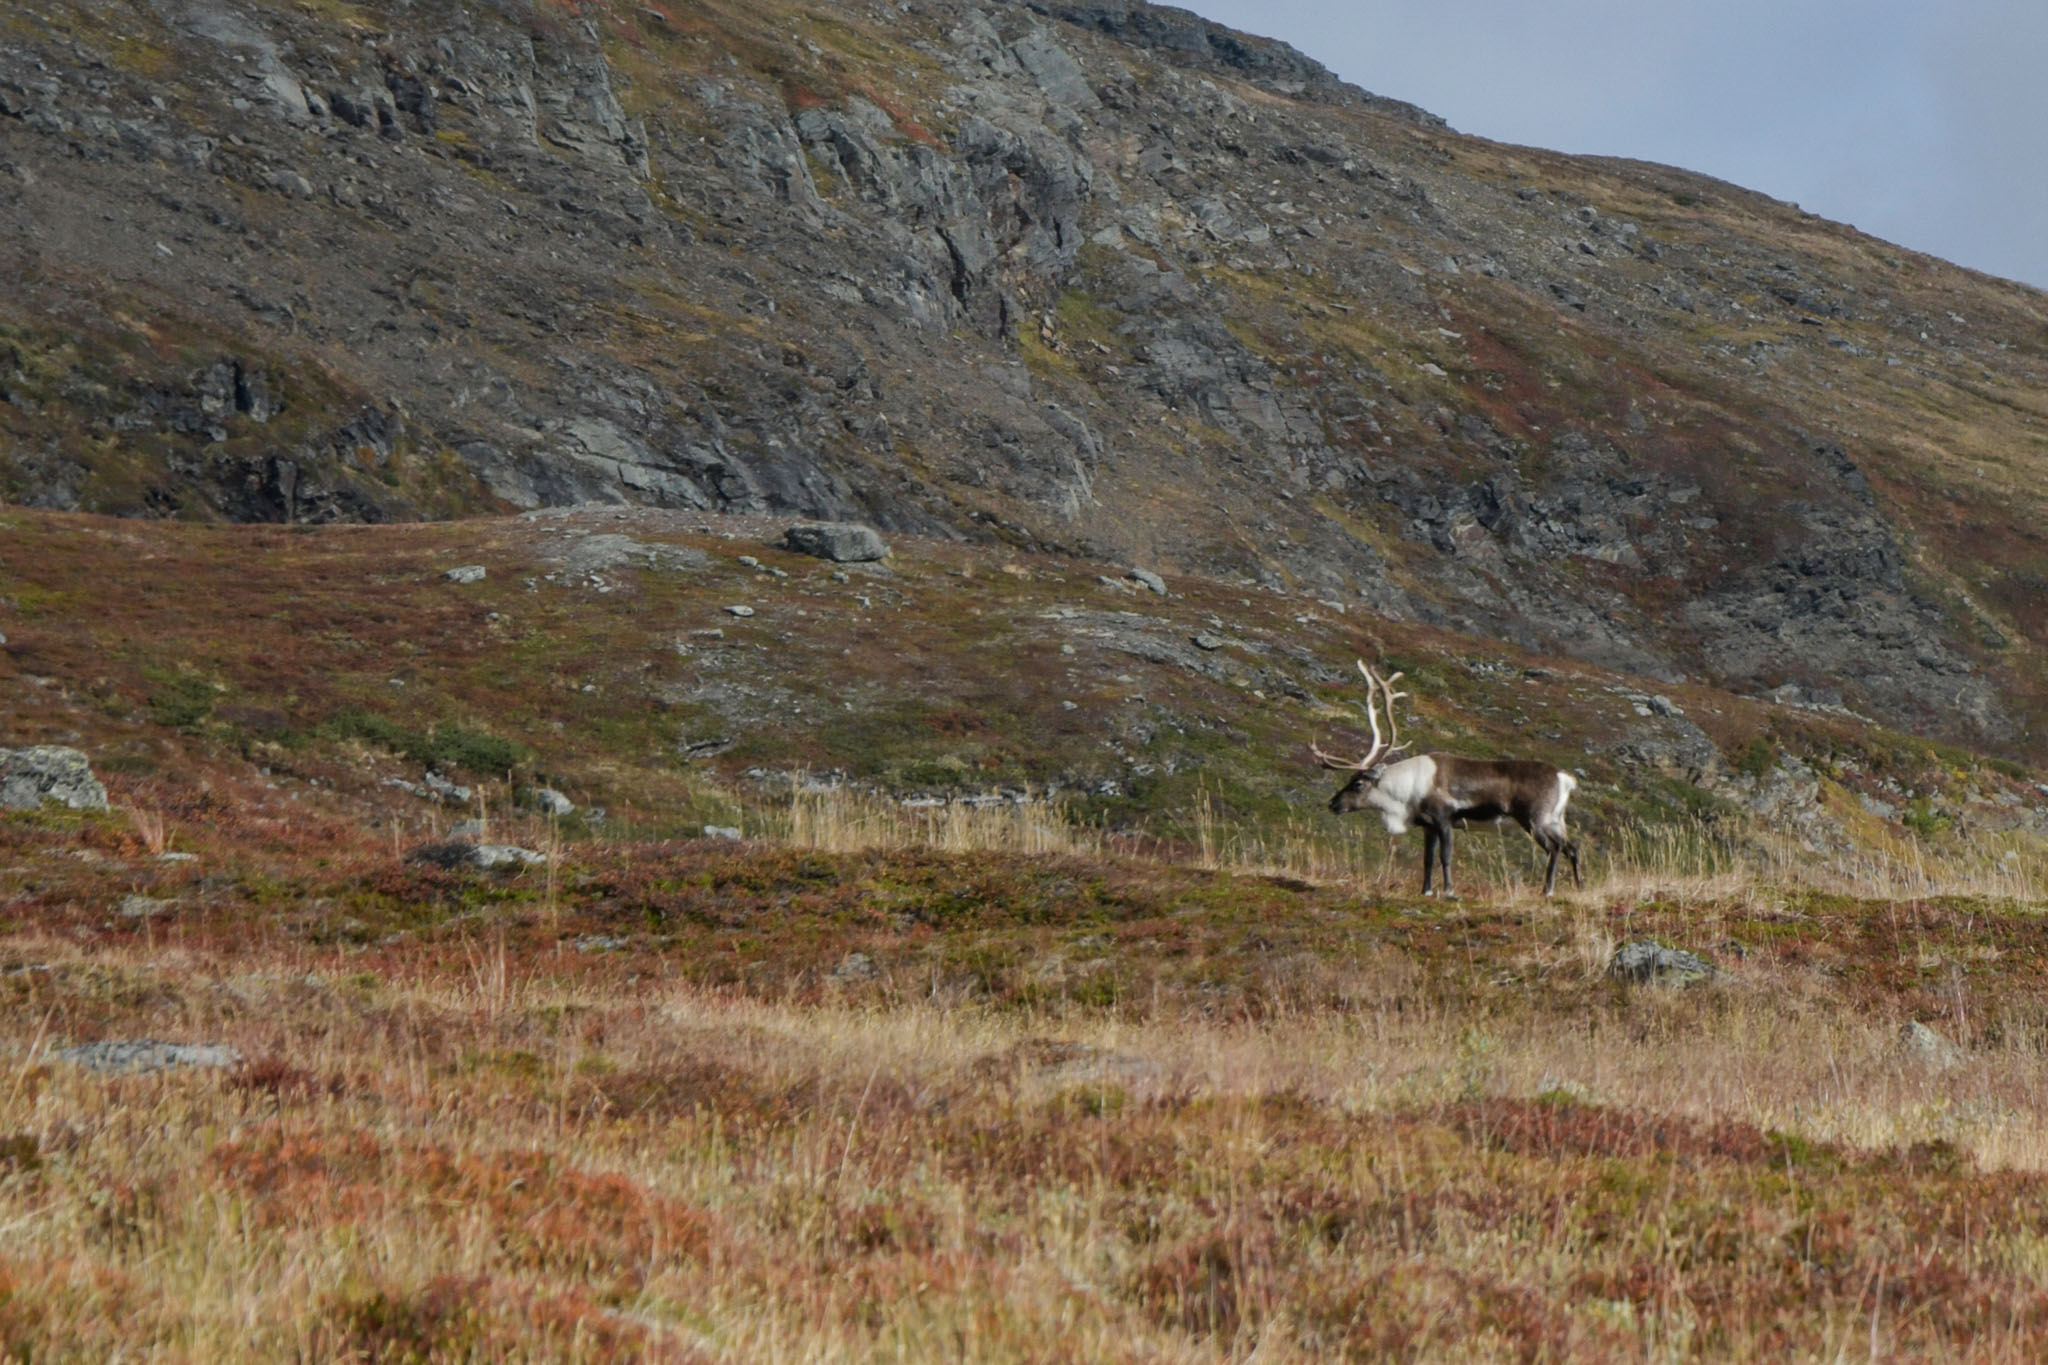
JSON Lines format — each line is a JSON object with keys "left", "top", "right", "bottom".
{"left": 1176, "top": 0, "right": 2048, "bottom": 291}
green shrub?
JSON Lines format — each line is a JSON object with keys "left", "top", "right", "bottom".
{"left": 1902, "top": 798, "right": 1951, "bottom": 837}
{"left": 144, "top": 668, "right": 217, "bottom": 731}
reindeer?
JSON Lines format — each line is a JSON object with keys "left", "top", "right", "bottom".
{"left": 1311, "top": 662, "right": 1582, "bottom": 898}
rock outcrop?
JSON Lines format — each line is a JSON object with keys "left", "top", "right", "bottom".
{"left": 0, "top": 747, "right": 109, "bottom": 812}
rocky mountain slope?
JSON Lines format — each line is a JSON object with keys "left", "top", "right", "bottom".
{"left": 4, "top": 0, "right": 2047, "bottom": 756}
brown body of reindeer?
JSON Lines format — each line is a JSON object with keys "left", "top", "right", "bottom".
{"left": 1312, "top": 664, "right": 1582, "bottom": 898}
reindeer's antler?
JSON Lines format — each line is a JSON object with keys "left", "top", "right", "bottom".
{"left": 1310, "top": 661, "right": 1413, "bottom": 771}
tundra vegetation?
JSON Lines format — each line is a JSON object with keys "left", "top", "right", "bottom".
{"left": 7, "top": 0, "right": 2048, "bottom": 1354}
{"left": 5, "top": 509, "right": 2048, "bottom": 1361}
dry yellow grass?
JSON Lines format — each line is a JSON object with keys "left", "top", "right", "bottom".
{"left": 782, "top": 785, "right": 2048, "bottom": 907}
{"left": 8, "top": 923, "right": 2048, "bottom": 1362}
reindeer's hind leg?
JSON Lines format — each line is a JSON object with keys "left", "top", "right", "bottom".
{"left": 1420, "top": 825, "right": 1439, "bottom": 896}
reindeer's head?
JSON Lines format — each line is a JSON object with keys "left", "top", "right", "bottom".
{"left": 1310, "top": 662, "right": 1411, "bottom": 815}
{"left": 1326, "top": 763, "right": 1393, "bottom": 814}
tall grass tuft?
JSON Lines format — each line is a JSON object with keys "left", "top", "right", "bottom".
{"left": 785, "top": 785, "right": 1097, "bottom": 857}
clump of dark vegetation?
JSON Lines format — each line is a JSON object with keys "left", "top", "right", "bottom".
{"left": 321, "top": 710, "right": 531, "bottom": 778}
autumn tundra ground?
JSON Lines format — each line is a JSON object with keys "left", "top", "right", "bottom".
{"left": 7, "top": 793, "right": 2048, "bottom": 1363}
{"left": 7, "top": 509, "right": 2048, "bottom": 1360}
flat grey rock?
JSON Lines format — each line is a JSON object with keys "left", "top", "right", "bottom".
{"left": 1608, "top": 939, "right": 1717, "bottom": 986}
{"left": 54, "top": 1040, "right": 242, "bottom": 1073}
{"left": 444, "top": 565, "right": 487, "bottom": 583}
{"left": 404, "top": 840, "right": 547, "bottom": 871}
{"left": 550, "top": 533, "right": 707, "bottom": 577}
{"left": 118, "top": 895, "right": 176, "bottom": 920}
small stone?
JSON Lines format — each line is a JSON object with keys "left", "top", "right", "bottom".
{"left": 1648, "top": 695, "right": 1683, "bottom": 717}
{"left": 469, "top": 844, "right": 546, "bottom": 870}
{"left": 422, "top": 771, "right": 472, "bottom": 803}
{"left": 574, "top": 935, "right": 630, "bottom": 953}
{"left": 702, "top": 824, "right": 743, "bottom": 840}
{"left": 118, "top": 895, "right": 175, "bottom": 920}
{"left": 1608, "top": 940, "right": 1716, "bottom": 987}
{"left": 831, "top": 951, "right": 879, "bottom": 983}
{"left": 1127, "top": 568, "right": 1167, "bottom": 595}
{"left": 783, "top": 522, "right": 888, "bottom": 563}
{"left": 1900, "top": 1020, "right": 1960, "bottom": 1070}
{"left": 444, "top": 565, "right": 487, "bottom": 584}
{"left": 533, "top": 787, "right": 574, "bottom": 816}
{"left": 737, "top": 555, "right": 761, "bottom": 568}
{"left": 1192, "top": 633, "right": 1226, "bottom": 651}
{"left": 724, "top": 605, "right": 756, "bottom": 618}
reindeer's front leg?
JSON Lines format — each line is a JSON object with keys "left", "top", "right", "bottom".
{"left": 1420, "top": 825, "right": 1438, "bottom": 896}
{"left": 1437, "top": 818, "right": 1456, "bottom": 899}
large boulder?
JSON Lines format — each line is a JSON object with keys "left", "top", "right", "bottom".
{"left": 783, "top": 522, "right": 889, "bottom": 563}
{"left": 0, "top": 747, "right": 109, "bottom": 812}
